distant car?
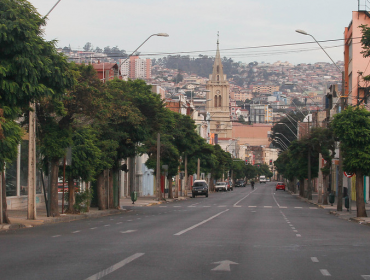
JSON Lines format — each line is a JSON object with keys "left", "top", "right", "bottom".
{"left": 266, "top": 178, "right": 271, "bottom": 182}
{"left": 276, "top": 182, "right": 286, "bottom": 191}
{"left": 235, "top": 180, "right": 246, "bottom": 187}
{"left": 215, "top": 182, "right": 228, "bottom": 192}
{"left": 259, "top": 175, "right": 266, "bottom": 184}
{"left": 192, "top": 180, "right": 209, "bottom": 198}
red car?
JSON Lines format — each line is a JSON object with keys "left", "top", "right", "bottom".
{"left": 276, "top": 182, "right": 286, "bottom": 191}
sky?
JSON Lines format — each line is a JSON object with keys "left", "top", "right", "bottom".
{"left": 28, "top": 0, "right": 361, "bottom": 65}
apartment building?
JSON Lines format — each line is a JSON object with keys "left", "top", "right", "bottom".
{"left": 120, "top": 56, "right": 151, "bottom": 80}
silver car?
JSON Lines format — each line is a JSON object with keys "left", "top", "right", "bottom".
{"left": 215, "top": 182, "right": 228, "bottom": 192}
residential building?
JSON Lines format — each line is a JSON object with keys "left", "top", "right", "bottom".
{"left": 120, "top": 56, "right": 151, "bottom": 80}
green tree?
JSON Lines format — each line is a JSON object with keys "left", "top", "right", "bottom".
{"left": 331, "top": 106, "right": 370, "bottom": 217}
{"left": 0, "top": 0, "right": 74, "bottom": 221}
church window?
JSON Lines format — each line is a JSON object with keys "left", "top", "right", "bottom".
{"left": 217, "top": 75, "right": 219, "bottom": 81}
{"left": 214, "top": 96, "right": 218, "bottom": 107}
{"left": 219, "top": 95, "right": 222, "bottom": 107}
{"left": 217, "top": 65, "right": 219, "bottom": 73}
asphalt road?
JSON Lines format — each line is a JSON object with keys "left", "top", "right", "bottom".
{"left": 2, "top": 182, "right": 370, "bottom": 280}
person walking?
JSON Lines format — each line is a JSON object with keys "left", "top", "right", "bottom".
{"left": 251, "top": 180, "right": 255, "bottom": 190}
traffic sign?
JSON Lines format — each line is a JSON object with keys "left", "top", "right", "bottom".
{"left": 344, "top": 171, "right": 354, "bottom": 178}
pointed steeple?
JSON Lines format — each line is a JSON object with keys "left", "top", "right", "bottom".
{"left": 210, "top": 32, "right": 226, "bottom": 82}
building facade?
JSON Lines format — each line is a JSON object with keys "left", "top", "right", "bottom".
{"left": 120, "top": 56, "right": 151, "bottom": 80}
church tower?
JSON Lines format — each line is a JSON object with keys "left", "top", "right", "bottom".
{"left": 206, "top": 36, "right": 232, "bottom": 139}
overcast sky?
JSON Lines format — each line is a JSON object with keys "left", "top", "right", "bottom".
{"left": 29, "top": 0, "right": 360, "bottom": 65}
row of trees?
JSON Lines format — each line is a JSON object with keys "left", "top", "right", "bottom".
{"left": 273, "top": 106, "right": 370, "bottom": 217}
{"left": 0, "top": 0, "right": 255, "bottom": 223}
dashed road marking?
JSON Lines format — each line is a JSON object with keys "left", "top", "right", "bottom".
{"left": 52, "top": 235, "right": 61, "bottom": 238}
{"left": 264, "top": 206, "right": 272, "bottom": 208}
{"left": 296, "top": 234, "right": 301, "bottom": 237}
{"left": 310, "top": 207, "right": 318, "bottom": 209}
{"left": 294, "top": 207, "right": 303, "bottom": 209}
{"left": 248, "top": 206, "right": 257, "bottom": 208}
{"left": 174, "top": 209, "right": 229, "bottom": 236}
{"left": 72, "top": 231, "right": 81, "bottom": 233}
{"left": 127, "top": 220, "right": 133, "bottom": 222}
{"left": 279, "top": 206, "right": 287, "bottom": 208}
{"left": 293, "top": 230, "right": 298, "bottom": 232}
{"left": 362, "top": 276, "right": 370, "bottom": 280}
{"left": 104, "top": 225, "right": 110, "bottom": 227}
{"left": 90, "top": 227, "right": 97, "bottom": 230}
{"left": 116, "top": 222, "right": 122, "bottom": 224}
{"left": 311, "top": 257, "right": 319, "bottom": 263}
{"left": 84, "top": 253, "right": 144, "bottom": 280}
{"left": 320, "top": 269, "right": 331, "bottom": 276}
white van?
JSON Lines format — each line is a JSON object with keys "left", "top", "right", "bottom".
{"left": 259, "top": 175, "right": 266, "bottom": 184}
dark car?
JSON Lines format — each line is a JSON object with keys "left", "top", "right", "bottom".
{"left": 192, "top": 180, "right": 209, "bottom": 198}
{"left": 235, "top": 180, "right": 246, "bottom": 187}
{"left": 276, "top": 182, "right": 286, "bottom": 191}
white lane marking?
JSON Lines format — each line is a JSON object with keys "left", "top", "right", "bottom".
{"left": 189, "top": 203, "right": 199, "bottom": 207}
{"left": 296, "top": 234, "right": 301, "bottom": 237}
{"left": 264, "top": 206, "right": 272, "bottom": 208}
{"left": 90, "top": 227, "right": 97, "bottom": 230}
{"left": 116, "top": 222, "right": 122, "bottom": 225}
{"left": 121, "top": 230, "right": 137, "bottom": 234}
{"left": 310, "top": 207, "right": 318, "bottom": 209}
{"left": 52, "top": 235, "right": 61, "bottom": 238}
{"left": 287, "top": 222, "right": 291, "bottom": 224}
{"left": 279, "top": 206, "right": 287, "bottom": 208}
{"left": 127, "top": 220, "right": 133, "bottom": 222}
{"left": 104, "top": 225, "right": 110, "bottom": 227}
{"left": 291, "top": 227, "right": 296, "bottom": 229}
{"left": 294, "top": 207, "right": 303, "bottom": 209}
{"left": 311, "top": 257, "right": 319, "bottom": 263}
{"left": 174, "top": 209, "right": 229, "bottom": 236}
{"left": 362, "top": 276, "right": 370, "bottom": 280}
{"left": 320, "top": 269, "right": 331, "bottom": 276}
{"left": 272, "top": 190, "right": 281, "bottom": 207}
{"left": 84, "top": 253, "right": 144, "bottom": 280}
{"left": 72, "top": 231, "right": 81, "bottom": 234}
{"left": 211, "top": 260, "right": 238, "bottom": 271}
{"left": 248, "top": 206, "right": 257, "bottom": 208}
{"left": 233, "top": 205, "right": 241, "bottom": 208}
{"left": 293, "top": 230, "right": 298, "bottom": 232}
{"left": 233, "top": 189, "right": 256, "bottom": 207}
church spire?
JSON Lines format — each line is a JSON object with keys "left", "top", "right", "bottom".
{"left": 211, "top": 32, "right": 225, "bottom": 82}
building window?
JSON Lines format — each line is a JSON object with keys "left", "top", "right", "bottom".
{"left": 219, "top": 95, "right": 222, "bottom": 107}
{"left": 215, "top": 96, "right": 218, "bottom": 107}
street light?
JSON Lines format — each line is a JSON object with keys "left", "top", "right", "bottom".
{"left": 273, "top": 139, "right": 287, "bottom": 150}
{"left": 277, "top": 123, "right": 298, "bottom": 138}
{"left": 295, "top": 29, "right": 341, "bottom": 73}
{"left": 275, "top": 132, "right": 291, "bottom": 143}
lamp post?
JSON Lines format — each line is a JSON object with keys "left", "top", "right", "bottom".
{"left": 275, "top": 132, "right": 291, "bottom": 143}
{"left": 277, "top": 123, "right": 298, "bottom": 138}
{"left": 120, "top": 33, "right": 169, "bottom": 79}
{"left": 296, "top": 29, "right": 344, "bottom": 208}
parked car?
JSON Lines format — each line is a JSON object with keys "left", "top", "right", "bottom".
{"left": 235, "top": 180, "right": 246, "bottom": 187}
{"left": 275, "top": 182, "right": 286, "bottom": 191}
{"left": 191, "top": 180, "right": 209, "bottom": 198}
{"left": 215, "top": 182, "right": 228, "bottom": 192}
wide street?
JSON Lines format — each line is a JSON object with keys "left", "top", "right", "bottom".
{"left": 1, "top": 182, "right": 370, "bottom": 280}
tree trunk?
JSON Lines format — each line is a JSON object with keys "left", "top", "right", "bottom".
{"left": 66, "top": 176, "right": 76, "bottom": 213}
{"left": 49, "top": 158, "right": 60, "bottom": 217}
{"left": 168, "top": 174, "right": 173, "bottom": 199}
{"left": 356, "top": 171, "right": 367, "bottom": 217}
{"left": 1, "top": 172, "right": 10, "bottom": 224}
{"left": 299, "top": 179, "right": 304, "bottom": 197}
{"left": 86, "top": 181, "right": 90, "bottom": 212}
{"left": 108, "top": 169, "right": 114, "bottom": 208}
{"left": 97, "top": 171, "right": 106, "bottom": 210}
{"left": 322, "top": 174, "right": 328, "bottom": 205}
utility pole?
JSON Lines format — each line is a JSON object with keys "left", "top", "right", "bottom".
{"left": 27, "top": 103, "right": 36, "bottom": 219}
{"left": 156, "top": 133, "right": 161, "bottom": 200}
{"left": 184, "top": 155, "right": 188, "bottom": 197}
{"left": 197, "top": 158, "right": 200, "bottom": 180}
{"left": 0, "top": 171, "right": 3, "bottom": 224}
{"left": 337, "top": 72, "right": 346, "bottom": 211}
{"left": 307, "top": 115, "right": 312, "bottom": 200}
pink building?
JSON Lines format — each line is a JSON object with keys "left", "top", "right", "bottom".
{"left": 120, "top": 56, "right": 151, "bottom": 80}
{"left": 344, "top": 10, "right": 370, "bottom": 105}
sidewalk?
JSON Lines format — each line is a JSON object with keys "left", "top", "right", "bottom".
{"left": 0, "top": 194, "right": 191, "bottom": 231}
{"left": 290, "top": 191, "right": 370, "bottom": 225}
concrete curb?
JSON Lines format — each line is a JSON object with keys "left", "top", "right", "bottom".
{"left": 1, "top": 209, "right": 125, "bottom": 232}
